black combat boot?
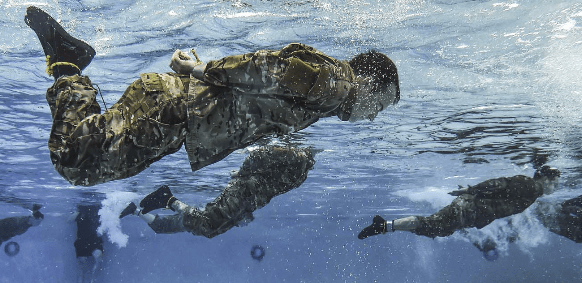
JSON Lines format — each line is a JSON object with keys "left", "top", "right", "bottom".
{"left": 358, "top": 215, "right": 388, "bottom": 239}
{"left": 140, "top": 185, "right": 176, "bottom": 214}
{"left": 24, "top": 6, "right": 95, "bottom": 79}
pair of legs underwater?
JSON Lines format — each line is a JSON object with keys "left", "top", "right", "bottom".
{"left": 120, "top": 146, "right": 315, "bottom": 238}
{"left": 25, "top": 6, "right": 315, "bottom": 238}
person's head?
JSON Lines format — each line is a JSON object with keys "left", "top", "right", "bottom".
{"left": 534, "top": 165, "right": 560, "bottom": 179}
{"left": 534, "top": 165, "right": 561, "bottom": 194}
{"left": 340, "top": 50, "right": 400, "bottom": 121}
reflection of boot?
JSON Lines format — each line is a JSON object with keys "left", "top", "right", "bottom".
{"left": 358, "top": 215, "right": 388, "bottom": 239}
{"left": 25, "top": 6, "right": 95, "bottom": 79}
{"left": 473, "top": 238, "right": 499, "bottom": 261}
{"left": 140, "top": 185, "right": 176, "bottom": 214}
{"left": 31, "top": 204, "right": 44, "bottom": 220}
{"left": 534, "top": 165, "right": 561, "bottom": 194}
{"left": 473, "top": 237, "right": 497, "bottom": 253}
{"left": 32, "top": 204, "right": 42, "bottom": 212}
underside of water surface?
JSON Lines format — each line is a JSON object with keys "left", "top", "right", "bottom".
{"left": 1, "top": 0, "right": 582, "bottom": 282}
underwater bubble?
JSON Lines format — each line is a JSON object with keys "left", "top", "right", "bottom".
{"left": 250, "top": 245, "right": 265, "bottom": 262}
{"left": 4, "top": 241, "right": 20, "bottom": 257}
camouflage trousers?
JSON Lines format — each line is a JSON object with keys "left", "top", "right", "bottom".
{"left": 46, "top": 73, "right": 190, "bottom": 186}
{"left": 146, "top": 146, "right": 315, "bottom": 238}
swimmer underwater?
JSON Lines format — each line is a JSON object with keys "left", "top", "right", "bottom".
{"left": 25, "top": 6, "right": 400, "bottom": 238}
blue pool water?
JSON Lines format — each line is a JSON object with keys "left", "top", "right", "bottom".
{"left": 1, "top": 0, "right": 582, "bottom": 282}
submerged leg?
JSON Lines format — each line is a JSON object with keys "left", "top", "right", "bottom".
{"left": 26, "top": 6, "right": 190, "bottom": 186}
{"left": 183, "top": 146, "right": 315, "bottom": 238}
{"left": 142, "top": 213, "right": 186, "bottom": 234}
{"left": 135, "top": 146, "right": 315, "bottom": 238}
{"left": 47, "top": 74, "right": 189, "bottom": 186}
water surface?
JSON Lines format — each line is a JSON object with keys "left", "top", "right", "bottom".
{"left": 1, "top": 0, "right": 582, "bottom": 282}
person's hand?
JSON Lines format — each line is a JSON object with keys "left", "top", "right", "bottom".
{"left": 170, "top": 49, "right": 201, "bottom": 74}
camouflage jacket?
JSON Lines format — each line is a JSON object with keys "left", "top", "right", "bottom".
{"left": 47, "top": 44, "right": 355, "bottom": 186}
{"left": 181, "top": 43, "right": 355, "bottom": 171}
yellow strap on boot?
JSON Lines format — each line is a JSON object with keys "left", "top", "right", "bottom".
{"left": 45, "top": 55, "right": 81, "bottom": 77}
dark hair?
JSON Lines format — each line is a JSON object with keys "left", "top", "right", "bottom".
{"left": 349, "top": 50, "right": 400, "bottom": 99}
{"left": 534, "top": 165, "right": 561, "bottom": 180}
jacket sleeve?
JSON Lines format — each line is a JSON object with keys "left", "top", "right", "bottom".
{"left": 202, "top": 43, "right": 355, "bottom": 114}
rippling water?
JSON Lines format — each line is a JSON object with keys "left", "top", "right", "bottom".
{"left": 1, "top": 0, "right": 582, "bottom": 282}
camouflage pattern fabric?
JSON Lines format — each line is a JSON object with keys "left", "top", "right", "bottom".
{"left": 183, "top": 146, "right": 315, "bottom": 238}
{"left": 536, "top": 195, "right": 582, "bottom": 243}
{"left": 46, "top": 44, "right": 354, "bottom": 186}
{"left": 202, "top": 43, "right": 353, "bottom": 113}
{"left": 47, "top": 73, "right": 189, "bottom": 186}
{"left": 143, "top": 146, "right": 315, "bottom": 238}
{"left": 555, "top": 196, "right": 582, "bottom": 243}
{"left": 413, "top": 176, "right": 543, "bottom": 238}
{"left": 184, "top": 43, "right": 354, "bottom": 171}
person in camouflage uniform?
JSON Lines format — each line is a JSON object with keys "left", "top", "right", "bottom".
{"left": 25, "top": 6, "right": 399, "bottom": 187}
{"left": 25, "top": 6, "right": 399, "bottom": 238}
{"left": 358, "top": 166, "right": 561, "bottom": 239}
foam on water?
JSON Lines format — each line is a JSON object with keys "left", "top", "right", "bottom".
{"left": 97, "top": 191, "right": 140, "bottom": 248}
{"left": 394, "top": 186, "right": 456, "bottom": 210}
